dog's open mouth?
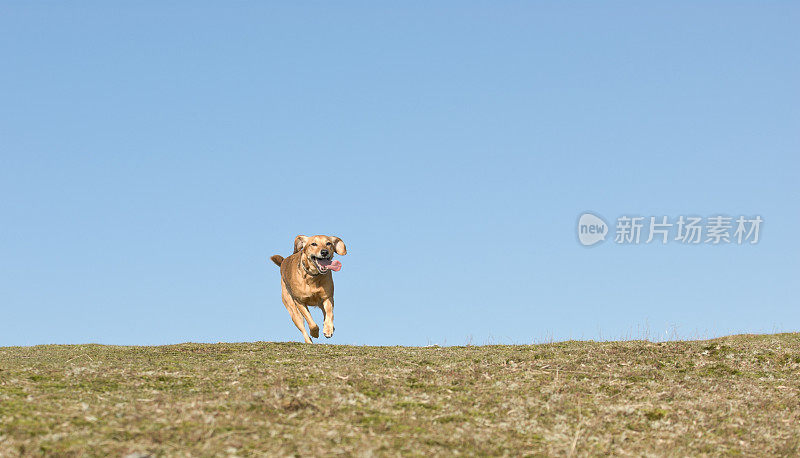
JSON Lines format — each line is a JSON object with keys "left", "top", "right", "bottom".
{"left": 312, "top": 256, "right": 342, "bottom": 273}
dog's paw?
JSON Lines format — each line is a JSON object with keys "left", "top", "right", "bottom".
{"left": 310, "top": 325, "right": 320, "bottom": 338}
{"left": 324, "top": 325, "right": 335, "bottom": 338}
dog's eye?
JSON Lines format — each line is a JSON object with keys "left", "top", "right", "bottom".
{"left": 326, "top": 242, "right": 332, "bottom": 246}
{"left": 311, "top": 243, "right": 317, "bottom": 246}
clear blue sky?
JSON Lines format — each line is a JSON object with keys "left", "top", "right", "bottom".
{"left": 1, "top": 2, "right": 798, "bottom": 346}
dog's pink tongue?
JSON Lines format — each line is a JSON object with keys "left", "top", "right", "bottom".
{"left": 328, "top": 260, "right": 342, "bottom": 271}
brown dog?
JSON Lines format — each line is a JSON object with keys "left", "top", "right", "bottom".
{"left": 270, "top": 235, "right": 347, "bottom": 343}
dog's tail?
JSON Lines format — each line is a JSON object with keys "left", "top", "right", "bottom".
{"left": 270, "top": 255, "right": 284, "bottom": 266}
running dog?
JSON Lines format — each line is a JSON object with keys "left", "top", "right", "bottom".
{"left": 270, "top": 235, "right": 346, "bottom": 343}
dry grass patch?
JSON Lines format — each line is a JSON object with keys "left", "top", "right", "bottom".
{"left": 1, "top": 334, "right": 799, "bottom": 456}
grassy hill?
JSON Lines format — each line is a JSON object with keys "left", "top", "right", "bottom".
{"left": 1, "top": 333, "right": 799, "bottom": 456}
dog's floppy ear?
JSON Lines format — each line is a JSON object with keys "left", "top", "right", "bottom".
{"left": 294, "top": 235, "right": 309, "bottom": 253}
{"left": 331, "top": 236, "right": 347, "bottom": 255}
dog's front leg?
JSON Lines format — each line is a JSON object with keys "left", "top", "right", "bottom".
{"left": 282, "top": 285, "right": 313, "bottom": 344}
{"left": 322, "top": 298, "right": 335, "bottom": 338}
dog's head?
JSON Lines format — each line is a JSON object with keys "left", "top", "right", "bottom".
{"left": 294, "top": 235, "right": 346, "bottom": 274}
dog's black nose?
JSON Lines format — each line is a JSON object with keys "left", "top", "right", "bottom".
{"left": 320, "top": 250, "right": 329, "bottom": 257}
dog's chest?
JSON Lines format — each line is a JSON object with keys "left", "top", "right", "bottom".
{"left": 289, "top": 278, "right": 331, "bottom": 305}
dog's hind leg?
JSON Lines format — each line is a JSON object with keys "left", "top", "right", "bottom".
{"left": 297, "top": 305, "right": 320, "bottom": 338}
{"left": 282, "top": 285, "right": 312, "bottom": 343}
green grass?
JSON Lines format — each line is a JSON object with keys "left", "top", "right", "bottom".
{"left": 1, "top": 333, "right": 799, "bottom": 456}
